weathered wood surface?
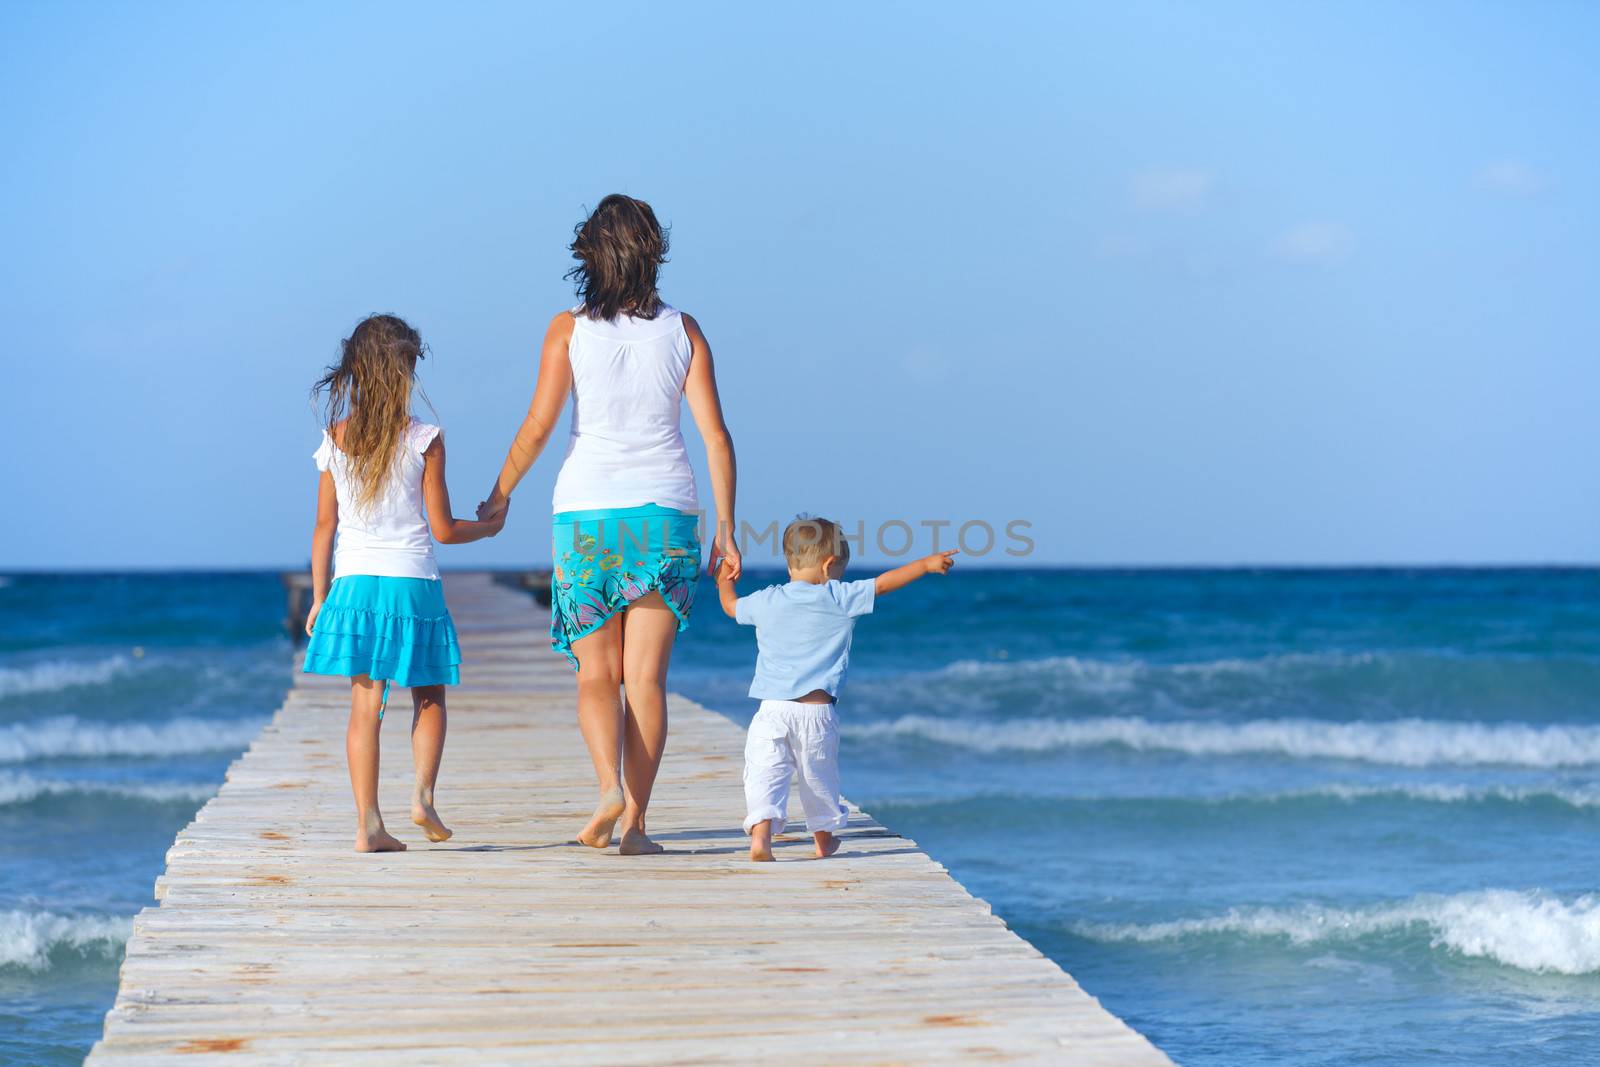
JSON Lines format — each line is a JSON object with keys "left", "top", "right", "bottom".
{"left": 89, "top": 573, "right": 1170, "bottom": 1065}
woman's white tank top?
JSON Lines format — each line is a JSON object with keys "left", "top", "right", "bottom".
{"left": 313, "top": 418, "right": 442, "bottom": 580}
{"left": 551, "top": 305, "right": 699, "bottom": 514}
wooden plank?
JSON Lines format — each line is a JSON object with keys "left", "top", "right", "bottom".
{"left": 88, "top": 573, "right": 1170, "bottom": 1065}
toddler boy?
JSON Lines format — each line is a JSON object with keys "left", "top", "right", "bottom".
{"left": 716, "top": 516, "right": 955, "bottom": 861}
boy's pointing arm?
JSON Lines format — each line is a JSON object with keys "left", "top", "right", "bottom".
{"left": 874, "top": 550, "right": 958, "bottom": 597}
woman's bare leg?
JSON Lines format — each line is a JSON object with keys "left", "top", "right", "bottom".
{"left": 409, "top": 684, "right": 451, "bottom": 842}
{"left": 347, "top": 675, "right": 404, "bottom": 853}
{"left": 617, "top": 591, "right": 678, "bottom": 855}
{"left": 572, "top": 615, "right": 627, "bottom": 847}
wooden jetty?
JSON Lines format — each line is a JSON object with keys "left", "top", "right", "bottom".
{"left": 89, "top": 572, "right": 1170, "bottom": 1065}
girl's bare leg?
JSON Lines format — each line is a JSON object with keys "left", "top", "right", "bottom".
{"left": 618, "top": 591, "right": 678, "bottom": 856}
{"left": 572, "top": 614, "right": 626, "bottom": 848}
{"left": 347, "top": 675, "right": 404, "bottom": 853}
{"left": 409, "top": 684, "right": 451, "bottom": 842}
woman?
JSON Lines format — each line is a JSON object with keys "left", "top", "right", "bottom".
{"left": 479, "top": 194, "right": 740, "bottom": 855}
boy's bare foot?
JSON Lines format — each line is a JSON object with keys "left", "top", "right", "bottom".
{"left": 411, "top": 799, "right": 453, "bottom": 842}
{"left": 750, "top": 820, "right": 775, "bottom": 862}
{"left": 618, "top": 827, "right": 665, "bottom": 855}
{"left": 576, "top": 786, "right": 626, "bottom": 849}
{"left": 355, "top": 826, "right": 407, "bottom": 853}
{"left": 814, "top": 830, "right": 840, "bottom": 859}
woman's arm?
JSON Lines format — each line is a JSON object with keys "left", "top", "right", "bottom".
{"left": 424, "top": 435, "right": 507, "bottom": 544}
{"left": 682, "top": 313, "right": 740, "bottom": 579}
{"left": 307, "top": 471, "right": 338, "bottom": 635}
{"left": 480, "top": 311, "right": 575, "bottom": 519}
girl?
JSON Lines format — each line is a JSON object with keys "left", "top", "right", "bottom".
{"left": 303, "top": 314, "right": 505, "bottom": 853}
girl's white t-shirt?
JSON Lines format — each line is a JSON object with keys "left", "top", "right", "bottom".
{"left": 314, "top": 418, "right": 441, "bottom": 581}
{"left": 551, "top": 305, "right": 699, "bottom": 514}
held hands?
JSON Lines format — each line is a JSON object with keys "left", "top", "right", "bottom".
{"left": 923, "top": 549, "right": 958, "bottom": 576}
{"left": 479, "top": 497, "right": 509, "bottom": 537}
{"left": 710, "top": 532, "right": 742, "bottom": 581}
{"left": 476, "top": 490, "right": 509, "bottom": 524}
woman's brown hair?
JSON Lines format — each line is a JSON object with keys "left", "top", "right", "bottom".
{"left": 567, "top": 194, "right": 670, "bottom": 320}
{"left": 312, "top": 314, "right": 425, "bottom": 514}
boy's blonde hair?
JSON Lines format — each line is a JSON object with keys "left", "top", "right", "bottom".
{"left": 783, "top": 515, "right": 850, "bottom": 569}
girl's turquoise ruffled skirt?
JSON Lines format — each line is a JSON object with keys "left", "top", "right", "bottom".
{"left": 550, "top": 503, "right": 701, "bottom": 670}
{"left": 302, "top": 576, "right": 461, "bottom": 688}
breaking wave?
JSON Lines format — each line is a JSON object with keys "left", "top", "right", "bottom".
{"left": 845, "top": 714, "right": 1600, "bottom": 767}
{"left": 0, "top": 772, "right": 216, "bottom": 807}
{"left": 0, "top": 715, "right": 262, "bottom": 763}
{"left": 1072, "top": 889, "right": 1600, "bottom": 975}
{"left": 0, "top": 909, "right": 130, "bottom": 971}
{"left": 0, "top": 656, "right": 135, "bottom": 699}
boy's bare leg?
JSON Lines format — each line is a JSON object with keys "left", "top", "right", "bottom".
{"left": 409, "top": 685, "right": 451, "bottom": 842}
{"left": 573, "top": 616, "right": 626, "bottom": 848}
{"left": 750, "top": 819, "right": 775, "bottom": 862}
{"left": 347, "top": 675, "right": 404, "bottom": 853}
{"left": 813, "top": 830, "right": 840, "bottom": 859}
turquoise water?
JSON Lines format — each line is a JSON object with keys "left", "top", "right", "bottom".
{"left": 0, "top": 575, "right": 286, "bottom": 1066}
{"left": 3, "top": 569, "right": 1598, "bottom": 1065}
{"left": 671, "top": 568, "right": 1600, "bottom": 1066}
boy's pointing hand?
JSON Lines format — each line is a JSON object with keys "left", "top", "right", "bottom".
{"left": 924, "top": 550, "right": 958, "bottom": 576}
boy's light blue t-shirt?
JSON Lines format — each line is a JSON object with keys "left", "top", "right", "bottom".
{"left": 734, "top": 578, "right": 876, "bottom": 700}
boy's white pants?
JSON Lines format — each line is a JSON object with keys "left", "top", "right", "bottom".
{"left": 742, "top": 699, "right": 849, "bottom": 835}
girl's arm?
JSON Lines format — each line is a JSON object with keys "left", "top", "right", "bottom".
{"left": 424, "top": 435, "right": 507, "bottom": 544}
{"left": 682, "top": 313, "right": 740, "bottom": 579}
{"left": 874, "top": 550, "right": 958, "bottom": 597}
{"left": 480, "top": 312, "right": 575, "bottom": 519}
{"left": 307, "top": 472, "right": 338, "bottom": 635}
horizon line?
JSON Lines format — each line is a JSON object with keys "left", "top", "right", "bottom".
{"left": 3, "top": 561, "right": 1596, "bottom": 576}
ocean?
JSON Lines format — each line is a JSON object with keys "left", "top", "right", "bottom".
{"left": 3, "top": 568, "right": 1597, "bottom": 1065}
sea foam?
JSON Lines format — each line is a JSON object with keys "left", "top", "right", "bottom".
{"left": 876, "top": 782, "right": 1600, "bottom": 812}
{"left": 845, "top": 715, "right": 1600, "bottom": 767}
{"left": 1281, "top": 782, "right": 1600, "bottom": 808}
{"left": 0, "top": 715, "right": 262, "bottom": 763}
{"left": 0, "top": 909, "right": 130, "bottom": 971}
{"left": 937, "top": 650, "right": 1375, "bottom": 684}
{"left": 0, "top": 772, "right": 216, "bottom": 807}
{"left": 0, "top": 655, "right": 134, "bottom": 699}
{"left": 1072, "top": 889, "right": 1600, "bottom": 975}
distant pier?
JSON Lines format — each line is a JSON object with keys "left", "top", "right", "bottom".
{"left": 90, "top": 572, "right": 1169, "bottom": 1064}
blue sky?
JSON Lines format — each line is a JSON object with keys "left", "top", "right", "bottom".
{"left": 3, "top": 1, "right": 1595, "bottom": 568}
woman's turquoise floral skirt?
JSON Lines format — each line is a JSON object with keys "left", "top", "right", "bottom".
{"left": 550, "top": 503, "right": 702, "bottom": 670}
{"left": 302, "top": 575, "right": 461, "bottom": 688}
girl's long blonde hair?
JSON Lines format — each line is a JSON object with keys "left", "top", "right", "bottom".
{"left": 312, "top": 314, "right": 426, "bottom": 514}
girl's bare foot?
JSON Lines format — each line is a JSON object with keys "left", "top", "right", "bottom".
{"left": 411, "top": 797, "right": 453, "bottom": 842}
{"left": 576, "top": 786, "right": 626, "bottom": 849}
{"left": 813, "top": 830, "right": 840, "bottom": 859}
{"left": 618, "top": 827, "right": 665, "bottom": 855}
{"left": 750, "top": 820, "right": 775, "bottom": 862}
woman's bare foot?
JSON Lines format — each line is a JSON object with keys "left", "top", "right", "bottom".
{"left": 750, "top": 820, "right": 775, "bottom": 862}
{"left": 576, "top": 786, "right": 626, "bottom": 849}
{"left": 618, "top": 827, "right": 665, "bottom": 855}
{"left": 813, "top": 830, "right": 840, "bottom": 859}
{"left": 355, "top": 812, "right": 406, "bottom": 853}
{"left": 411, "top": 797, "right": 453, "bottom": 842}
